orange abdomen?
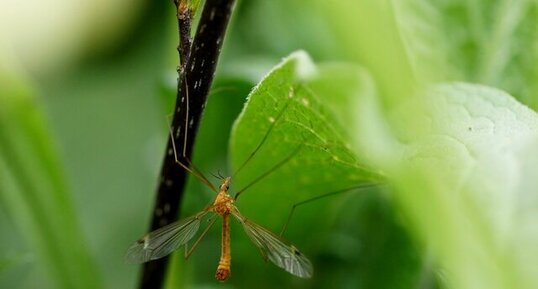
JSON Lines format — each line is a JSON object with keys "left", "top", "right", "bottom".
{"left": 215, "top": 214, "right": 231, "bottom": 281}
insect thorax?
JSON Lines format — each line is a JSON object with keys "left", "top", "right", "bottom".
{"left": 213, "top": 192, "right": 234, "bottom": 215}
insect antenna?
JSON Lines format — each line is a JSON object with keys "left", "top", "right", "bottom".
{"left": 279, "top": 182, "right": 384, "bottom": 236}
{"left": 210, "top": 171, "right": 224, "bottom": 180}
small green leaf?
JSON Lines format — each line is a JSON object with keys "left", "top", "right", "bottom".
{"left": 230, "top": 51, "right": 382, "bottom": 206}
{"left": 229, "top": 52, "right": 423, "bottom": 288}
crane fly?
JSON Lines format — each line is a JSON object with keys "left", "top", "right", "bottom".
{"left": 126, "top": 84, "right": 312, "bottom": 281}
{"left": 126, "top": 176, "right": 313, "bottom": 280}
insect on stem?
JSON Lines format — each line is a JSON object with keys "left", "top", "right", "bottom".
{"left": 132, "top": 45, "right": 319, "bottom": 282}
{"left": 139, "top": 0, "right": 237, "bottom": 287}
{"left": 128, "top": 103, "right": 315, "bottom": 281}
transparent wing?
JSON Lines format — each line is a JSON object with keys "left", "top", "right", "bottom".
{"left": 125, "top": 211, "right": 211, "bottom": 263}
{"left": 232, "top": 211, "right": 313, "bottom": 278}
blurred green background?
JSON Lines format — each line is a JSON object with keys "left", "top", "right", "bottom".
{"left": 1, "top": 1, "right": 537, "bottom": 289}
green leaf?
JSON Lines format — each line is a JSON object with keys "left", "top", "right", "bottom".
{"left": 0, "top": 72, "right": 102, "bottom": 289}
{"left": 230, "top": 51, "right": 382, "bottom": 205}
{"left": 229, "top": 51, "right": 424, "bottom": 289}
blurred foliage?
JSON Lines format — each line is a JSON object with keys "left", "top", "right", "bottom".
{"left": 0, "top": 72, "right": 102, "bottom": 289}
{"left": 1, "top": 0, "right": 537, "bottom": 289}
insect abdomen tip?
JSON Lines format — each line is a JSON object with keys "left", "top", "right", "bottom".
{"left": 215, "top": 268, "right": 230, "bottom": 281}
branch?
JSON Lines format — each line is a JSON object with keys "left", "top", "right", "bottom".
{"left": 138, "top": 1, "right": 236, "bottom": 288}
{"left": 176, "top": 0, "right": 195, "bottom": 71}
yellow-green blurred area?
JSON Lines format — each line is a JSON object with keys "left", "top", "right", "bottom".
{"left": 1, "top": 1, "right": 538, "bottom": 289}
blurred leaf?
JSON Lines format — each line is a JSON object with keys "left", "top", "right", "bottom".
{"left": 226, "top": 1, "right": 339, "bottom": 62}
{"left": 354, "top": 82, "right": 538, "bottom": 289}
{"left": 314, "top": 0, "right": 418, "bottom": 106}
{"left": 316, "top": 0, "right": 538, "bottom": 108}
{"left": 0, "top": 72, "right": 102, "bottom": 289}
{"left": 312, "top": 2, "right": 538, "bottom": 289}
{"left": 428, "top": 0, "right": 538, "bottom": 106}
{"left": 313, "top": 2, "right": 538, "bottom": 287}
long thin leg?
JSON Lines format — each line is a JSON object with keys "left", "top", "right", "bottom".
{"left": 279, "top": 182, "right": 383, "bottom": 236}
{"left": 232, "top": 97, "right": 293, "bottom": 178}
{"left": 186, "top": 158, "right": 216, "bottom": 192}
{"left": 182, "top": 75, "right": 190, "bottom": 158}
{"left": 234, "top": 143, "right": 303, "bottom": 200}
{"left": 184, "top": 217, "right": 218, "bottom": 260}
{"left": 168, "top": 116, "right": 218, "bottom": 192}
{"left": 176, "top": 75, "right": 218, "bottom": 192}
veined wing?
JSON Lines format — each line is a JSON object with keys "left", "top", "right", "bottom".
{"left": 232, "top": 211, "right": 313, "bottom": 278}
{"left": 125, "top": 211, "right": 211, "bottom": 263}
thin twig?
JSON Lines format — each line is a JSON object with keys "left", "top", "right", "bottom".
{"left": 177, "top": 0, "right": 193, "bottom": 73}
